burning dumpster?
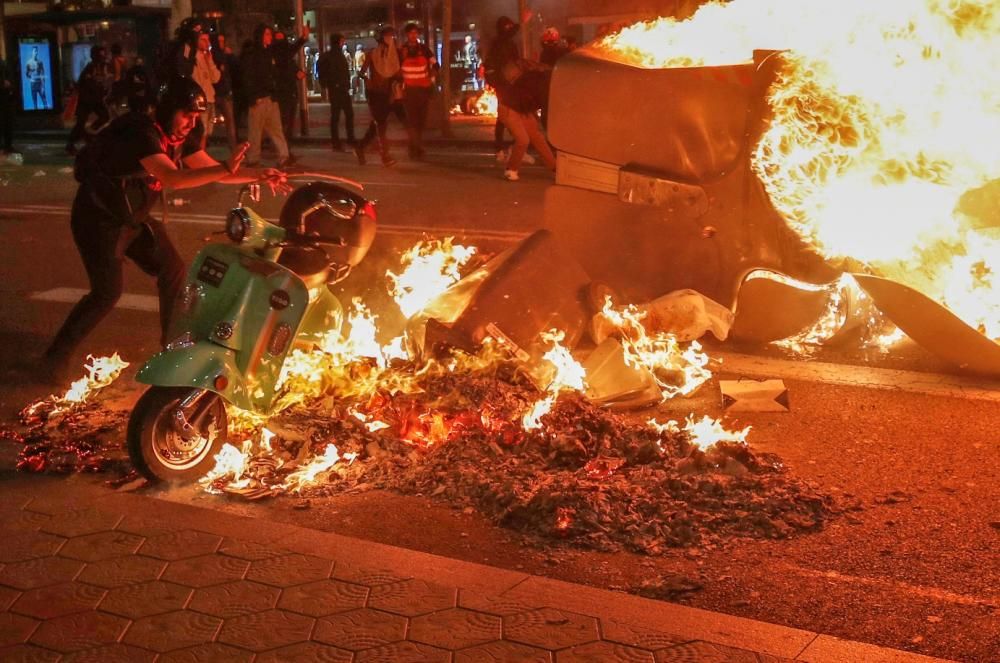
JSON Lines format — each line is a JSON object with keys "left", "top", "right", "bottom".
{"left": 543, "top": 0, "right": 1000, "bottom": 376}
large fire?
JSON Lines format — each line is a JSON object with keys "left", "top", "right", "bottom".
{"left": 596, "top": 0, "right": 1000, "bottom": 342}
{"left": 198, "top": 238, "right": 749, "bottom": 496}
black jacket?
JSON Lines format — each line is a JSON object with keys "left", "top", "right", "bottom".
{"left": 241, "top": 44, "right": 277, "bottom": 103}
{"left": 317, "top": 48, "right": 350, "bottom": 90}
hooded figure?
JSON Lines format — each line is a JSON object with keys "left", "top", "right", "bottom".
{"left": 239, "top": 24, "right": 291, "bottom": 166}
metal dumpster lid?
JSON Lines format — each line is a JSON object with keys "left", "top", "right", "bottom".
{"left": 852, "top": 274, "right": 1000, "bottom": 377}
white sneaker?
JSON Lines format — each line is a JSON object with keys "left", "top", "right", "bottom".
{"left": 503, "top": 169, "right": 520, "bottom": 181}
{"left": 522, "top": 153, "right": 536, "bottom": 165}
{"left": 495, "top": 149, "right": 508, "bottom": 162}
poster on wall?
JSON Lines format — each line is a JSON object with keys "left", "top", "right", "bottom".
{"left": 19, "top": 38, "right": 55, "bottom": 111}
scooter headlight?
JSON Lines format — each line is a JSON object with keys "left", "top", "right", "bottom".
{"left": 226, "top": 209, "right": 250, "bottom": 243}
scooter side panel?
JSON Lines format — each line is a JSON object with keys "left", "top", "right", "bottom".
{"left": 134, "top": 343, "right": 253, "bottom": 411}
{"left": 162, "top": 243, "right": 313, "bottom": 411}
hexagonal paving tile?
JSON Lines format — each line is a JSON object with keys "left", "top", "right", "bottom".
{"left": 504, "top": 608, "right": 600, "bottom": 650}
{"left": 0, "top": 643, "right": 61, "bottom": 662}
{"left": 123, "top": 611, "right": 223, "bottom": 653}
{"left": 456, "top": 640, "right": 553, "bottom": 663}
{"left": 0, "top": 530, "right": 66, "bottom": 563}
{"left": 331, "top": 565, "right": 412, "bottom": 587}
{"left": 355, "top": 641, "right": 451, "bottom": 663}
{"left": 367, "top": 579, "right": 456, "bottom": 617}
{"left": 161, "top": 554, "right": 250, "bottom": 588}
{"left": 157, "top": 643, "right": 255, "bottom": 662}
{"left": 313, "top": 608, "right": 407, "bottom": 651}
{"left": 0, "top": 585, "right": 19, "bottom": 610}
{"left": 0, "top": 612, "right": 39, "bottom": 648}
{"left": 77, "top": 555, "right": 166, "bottom": 588}
{"left": 114, "top": 518, "right": 183, "bottom": 538}
{"left": 255, "top": 642, "right": 354, "bottom": 663}
{"left": 30, "top": 611, "right": 129, "bottom": 653}
{"left": 277, "top": 579, "right": 368, "bottom": 617}
{"left": 40, "top": 509, "right": 123, "bottom": 538}
{"left": 0, "top": 556, "right": 84, "bottom": 590}
{"left": 216, "top": 609, "right": 315, "bottom": 651}
{"left": 600, "top": 620, "right": 687, "bottom": 650}
{"left": 139, "top": 530, "right": 223, "bottom": 561}
{"left": 188, "top": 580, "right": 280, "bottom": 617}
{"left": 410, "top": 608, "right": 501, "bottom": 649}
{"left": 556, "top": 641, "right": 655, "bottom": 663}
{"left": 62, "top": 644, "right": 157, "bottom": 662}
{"left": 59, "top": 531, "right": 144, "bottom": 562}
{"left": 457, "top": 592, "right": 537, "bottom": 617}
{"left": 245, "top": 554, "right": 333, "bottom": 587}
{"left": 11, "top": 582, "right": 105, "bottom": 619}
{"left": 2, "top": 510, "right": 51, "bottom": 532}
{"left": 217, "top": 538, "right": 290, "bottom": 561}
{"left": 99, "top": 580, "right": 192, "bottom": 619}
{"left": 654, "top": 641, "right": 763, "bottom": 663}
{"left": 24, "top": 497, "right": 79, "bottom": 515}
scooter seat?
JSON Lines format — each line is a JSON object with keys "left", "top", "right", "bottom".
{"left": 277, "top": 246, "right": 331, "bottom": 290}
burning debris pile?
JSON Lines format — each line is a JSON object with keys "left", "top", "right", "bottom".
{"left": 204, "top": 361, "right": 834, "bottom": 552}
{"left": 6, "top": 355, "right": 132, "bottom": 474}
{"left": 6, "top": 238, "right": 838, "bottom": 551}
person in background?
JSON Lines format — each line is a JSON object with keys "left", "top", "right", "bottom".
{"left": 0, "top": 56, "right": 16, "bottom": 154}
{"left": 110, "top": 43, "right": 127, "bottom": 83}
{"left": 40, "top": 78, "right": 287, "bottom": 384}
{"left": 212, "top": 33, "right": 239, "bottom": 152}
{"left": 241, "top": 24, "right": 292, "bottom": 167}
{"left": 565, "top": 35, "right": 579, "bottom": 51}
{"left": 192, "top": 31, "right": 221, "bottom": 151}
{"left": 66, "top": 45, "right": 112, "bottom": 155}
{"left": 484, "top": 16, "right": 556, "bottom": 181}
{"left": 272, "top": 25, "right": 309, "bottom": 139}
{"left": 317, "top": 34, "right": 355, "bottom": 152}
{"left": 399, "top": 22, "right": 437, "bottom": 161}
{"left": 538, "top": 27, "right": 568, "bottom": 128}
{"left": 355, "top": 26, "right": 405, "bottom": 167}
{"left": 161, "top": 18, "right": 201, "bottom": 80}
{"left": 353, "top": 44, "right": 367, "bottom": 101}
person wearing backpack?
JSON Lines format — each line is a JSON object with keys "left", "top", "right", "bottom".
{"left": 354, "top": 26, "right": 405, "bottom": 167}
{"left": 39, "top": 78, "right": 287, "bottom": 384}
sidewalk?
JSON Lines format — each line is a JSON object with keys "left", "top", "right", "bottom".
{"left": 12, "top": 101, "right": 500, "bottom": 150}
{"left": 0, "top": 474, "right": 947, "bottom": 662}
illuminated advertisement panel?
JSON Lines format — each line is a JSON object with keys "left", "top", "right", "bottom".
{"left": 19, "top": 38, "right": 55, "bottom": 111}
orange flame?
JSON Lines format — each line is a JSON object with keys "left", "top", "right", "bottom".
{"left": 598, "top": 0, "right": 1000, "bottom": 341}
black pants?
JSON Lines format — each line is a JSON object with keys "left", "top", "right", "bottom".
{"left": 277, "top": 93, "right": 297, "bottom": 138}
{"left": 45, "top": 187, "right": 186, "bottom": 367}
{"left": 328, "top": 86, "right": 355, "bottom": 144}
{"left": 403, "top": 87, "right": 431, "bottom": 153}
{"left": 0, "top": 97, "right": 13, "bottom": 151}
{"left": 358, "top": 89, "right": 405, "bottom": 153}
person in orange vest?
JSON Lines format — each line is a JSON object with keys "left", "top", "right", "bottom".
{"left": 399, "top": 23, "right": 438, "bottom": 160}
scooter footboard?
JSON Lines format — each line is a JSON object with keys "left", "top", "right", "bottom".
{"left": 135, "top": 343, "right": 255, "bottom": 412}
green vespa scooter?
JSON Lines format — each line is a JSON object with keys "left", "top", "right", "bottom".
{"left": 127, "top": 179, "right": 376, "bottom": 482}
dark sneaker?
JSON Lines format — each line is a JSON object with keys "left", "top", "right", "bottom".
{"left": 354, "top": 144, "right": 367, "bottom": 165}
{"left": 279, "top": 154, "right": 298, "bottom": 169}
{"left": 381, "top": 154, "right": 397, "bottom": 168}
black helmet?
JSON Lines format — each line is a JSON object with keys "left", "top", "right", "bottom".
{"left": 155, "top": 77, "right": 208, "bottom": 129}
{"left": 278, "top": 182, "right": 377, "bottom": 284}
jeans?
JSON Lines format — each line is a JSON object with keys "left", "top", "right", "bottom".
{"left": 403, "top": 86, "right": 431, "bottom": 153}
{"left": 327, "top": 86, "right": 355, "bottom": 144}
{"left": 45, "top": 186, "right": 186, "bottom": 368}
{"left": 498, "top": 103, "right": 556, "bottom": 172}
{"left": 358, "top": 89, "right": 405, "bottom": 154}
{"left": 246, "top": 97, "right": 289, "bottom": 164}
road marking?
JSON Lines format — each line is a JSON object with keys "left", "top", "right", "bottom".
{"left": 30, "top": 287, "right": 159, "bottom": 312}
{"left": 0, "top": 205, "right": 530, "bottom": 242}
{"left": 784, "top": 563, "right": 999, "bottom": 609}
{"left": 714, "top": 351, "right": 1000, "bottom": 402}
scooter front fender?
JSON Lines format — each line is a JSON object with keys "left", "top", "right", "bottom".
{"left": 135, "top": 342, "right": 254, "bottom": 412}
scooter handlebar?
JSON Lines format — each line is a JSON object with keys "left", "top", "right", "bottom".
{"left": 280, "top": 168, "right": 364, "bottom": 192}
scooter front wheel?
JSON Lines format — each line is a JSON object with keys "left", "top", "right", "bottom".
{"left": 127, "top": 387, "right": 228, "bottom": 483}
